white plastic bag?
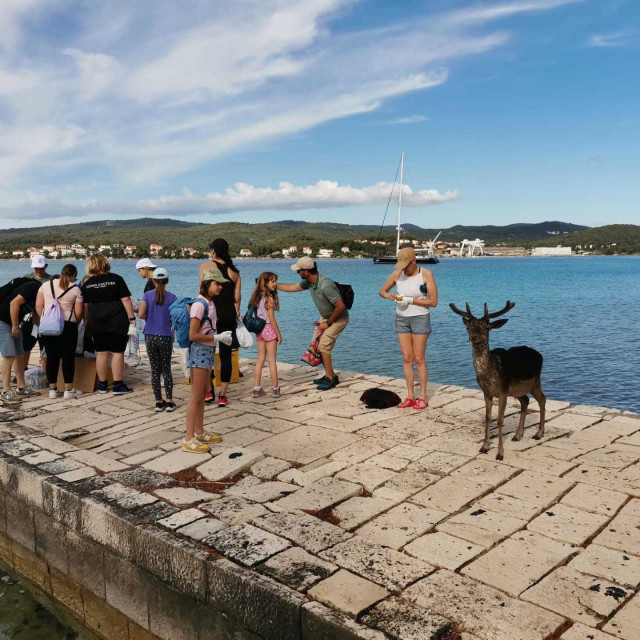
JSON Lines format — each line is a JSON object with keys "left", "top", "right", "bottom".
{"left": 124, "top": 331, "right": 141, "bottom": 366}
{"left": 25, "top": 367, "right": 48, "bottom": 389}
{"left": 235, "top": 318, "right": 253, "bottom": 349}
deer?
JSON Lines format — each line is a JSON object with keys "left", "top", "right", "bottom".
{"left": 449, "top": 301, "right": 545, "bottom": 460}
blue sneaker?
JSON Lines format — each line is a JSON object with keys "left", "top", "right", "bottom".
{"left": 317, "top": 375, "right": 339, "bottom": 391}
{"left": 112, "top": 382, "right": 133, "bottom": 395}
{"left": 98, "top": 381, "right": 109, "bottom": 394}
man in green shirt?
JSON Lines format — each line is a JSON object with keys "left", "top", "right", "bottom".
{"left": 277, "top": 257, "right": 349, "bottom": 390}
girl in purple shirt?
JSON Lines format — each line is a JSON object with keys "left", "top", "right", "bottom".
{"left": 137, "top": 268, "right": 177, "bottom": 412}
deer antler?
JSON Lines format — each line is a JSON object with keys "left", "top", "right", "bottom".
{"left": 449, "top": 302, "right": 474, "bottom": 318}
{"left": 485, "top": 300, "right": 515, "bottom": 319}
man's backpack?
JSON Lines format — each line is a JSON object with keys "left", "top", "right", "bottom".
{"left": 0, "top": 277, "right": 30, "bottom": 305}
{"left": 39, "top": 281, "right": 74, "bottom": 336}
{"left": 334, "top": 282, "right": 354, "bottom": 310}
{"left": 169, "top": 297, "right": 209, "bottom": 348}
{"left": 360, "top": 388, "right": 401, "bottom": 409}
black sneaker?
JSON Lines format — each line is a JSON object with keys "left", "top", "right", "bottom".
{"left": 313, "top": 375, "right": 330, "bottom": 385}
{"left": 317, "top": 375, "right": 339, "bottom": 391}
{"left": 98, "top": 381, "right": 109, "bottom": 394}
{"left": 155, "top": 401, "right": 166, "bottom": 412}
{"left": 165, "top": 402, "right": 177, "bottom": 412}
{"left": 113, "top": 382, "right": 133, "bottom": 395}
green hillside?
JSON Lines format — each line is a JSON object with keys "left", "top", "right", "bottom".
{"left": 0, "top": 218, "right": 595, "bottom": 258}
{"left": 536, "top": 224, "right": 640, "bottom": 254}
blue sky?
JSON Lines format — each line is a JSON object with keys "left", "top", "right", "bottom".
{"left": 0, "top": 0, "right": 638, "bottom": 230}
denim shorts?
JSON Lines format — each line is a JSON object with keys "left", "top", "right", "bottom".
{"left": 0, "top": 321, "right": 24, "bottom": 357}
{"left": 395, "top": 313, "right": 432, "bottom": 335}
{"left": 187, "top": 341, "right": 215, "bottom": 369}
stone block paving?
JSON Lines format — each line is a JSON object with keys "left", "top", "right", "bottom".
{"left": 4, "top": 350, "right": 640, "bottom": 639}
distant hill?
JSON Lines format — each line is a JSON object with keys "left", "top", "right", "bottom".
{"left": 0, "top": 218, "right": 588, "bottom": 253}
{"left": 1, "top": 218, "right": 636, "bottom": 256}
{"left": 535, "top": 224, "right": 640, "bottom": 254}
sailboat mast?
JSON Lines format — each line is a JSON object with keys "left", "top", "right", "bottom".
{"left": 396, "top": 152, "right": 404, "bottom": 256}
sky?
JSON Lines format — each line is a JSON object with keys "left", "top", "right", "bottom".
{"left": 0, "top": 0, "right": 638, "bottom": 230}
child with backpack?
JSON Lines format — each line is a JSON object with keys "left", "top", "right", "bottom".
{"left": 137, "top": 268, "right": 177, "bottom": 412}
{"left": 181, "top": 267, "right": 233, "bottom": 454}
{"left": 250, "top": 272, "right": 282, "bottom": 398}
{"left": 35, "top": 264, "right": 84, "bottom": 399}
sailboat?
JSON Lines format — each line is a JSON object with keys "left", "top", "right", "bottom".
{"left": 372, "top": 153, "right": 439, "bottom": 265}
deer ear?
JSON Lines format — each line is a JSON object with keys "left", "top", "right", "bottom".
{"left": 490, "top": 319, "right": 508, "bottom": 330}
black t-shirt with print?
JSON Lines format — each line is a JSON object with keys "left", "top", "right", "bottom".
{"left": 81, "top": 273, "right": 131, "bottom": 304}
{"left": 0, "top": 281, "right": 41, "bottom": 326}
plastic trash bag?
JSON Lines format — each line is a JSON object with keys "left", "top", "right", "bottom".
{"left": 25, "top": 367, "right": 48, "bottom": 389}
{"left": 235, "top": 318, "right": 253, "bottom": 349}
{"left": 124, "top": 327, "right": 141, "bottom": 366}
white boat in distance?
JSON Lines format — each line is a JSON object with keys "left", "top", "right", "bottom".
{"left": 372, "top": 153, "right": 439, "bottom": 265}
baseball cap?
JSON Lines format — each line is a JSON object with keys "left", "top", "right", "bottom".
{"left": 290, "top": 256, "right": 316, "bottom": 272}
{"left": 395, "top": 247, "right": 416, "bottom": 270}
{"left": 31, "top": 255, "right": 48, "bottom": 269}
{"left": 136, "top": 258, "right": 158, "bottom": 270}
{"left": 152, "top": 267, "right": 168, "bottom": 280}
{"left": 200, "top": 267, "right": 229, "bottom": 283}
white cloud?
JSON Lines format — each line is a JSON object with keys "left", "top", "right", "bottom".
{"left": 387, "top": 115, "right": 429, "bottom": 124}
{"left": 588, "top": 30, "right": 639, "bottom": 48}
{"left": 0, "top": 180, "right": 458, "bottom": 221}
{"left": 0, "top": 0, "right": 584, "bottom": 211}
{"left": 62, "top": 48, "right": 120, "bottom": 100}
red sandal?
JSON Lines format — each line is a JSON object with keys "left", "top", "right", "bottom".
{"left": 413, "top": 398, "right": 429, "bottom": 410}
{"left": 398, "top": 398, "right": 416, "bottom": 408}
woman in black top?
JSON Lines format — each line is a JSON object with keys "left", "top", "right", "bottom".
{"left": 199, "top": 238, "right": 241, "bottom": 407}
{"left": 81, "top": 253, "right": 136, "bottom": 395}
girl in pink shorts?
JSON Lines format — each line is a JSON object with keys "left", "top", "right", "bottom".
{"left": 250, "top": 272, "right": 282, "bottom": 398}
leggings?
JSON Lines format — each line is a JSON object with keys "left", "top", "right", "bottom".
{"left": 146, "top": 334, "right": 173, "bottom": 401}
{"left": 41, "top": 322, "right": 78, "bottom": 385}
{"left": 215, "top": 316, "right": 237, "bottom": 384}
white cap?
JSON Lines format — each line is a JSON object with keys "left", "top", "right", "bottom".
{"left": 290, "top": 256, "right": 316, "bottom": 271}
{"left": 31, "top": 255, "right": 48, "bottom": 269}
{"left": 136, "top": 258, "right": 158, "bottom": 270}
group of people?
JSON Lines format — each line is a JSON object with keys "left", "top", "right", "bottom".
{"left": 0, "top": 239, "right": 438, "bottom": 455}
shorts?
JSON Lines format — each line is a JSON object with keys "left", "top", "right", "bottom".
{"left": 0, "top": 321, "right": 24, "bottom": 357}
{"left": 315, "top": 315, "right": 349, "bottom": 354}
{"left": 93, "top": 331, "right": 129, "bottom": 354}
{"left": 395, "top": 313, "right": 432, "bottom": 335}
{"left": 187, "top": 341, "right": 215, "bottom": 369}
{"left": 257, "top": 323, "right": 278, "bottom": 342}
{"left": 22, "top": 321, "right": 38, "bottom": 352}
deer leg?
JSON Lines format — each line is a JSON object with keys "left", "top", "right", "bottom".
{"left": 531, "top": 379, "right": 546, "bottom": 440}
{"left": 479, "top": 394, "right": 492, "bottom": 454}
{"left": 512, "top": 395, "right": 529, "bottom": 441}
{"left": 496, "top": 394, "right": 507, "bottom": 460}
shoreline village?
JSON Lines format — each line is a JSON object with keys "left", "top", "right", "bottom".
{"left": 0, "top": 243, "right": 639, "bottom": 640}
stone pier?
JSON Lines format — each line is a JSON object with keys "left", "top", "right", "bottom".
{"left": 1, "top": 350, "right": 640, "bottom": 640}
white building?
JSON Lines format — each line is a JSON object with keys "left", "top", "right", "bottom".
{"left": 341, "top": 247, "right": 350, "bottom": 254}
{"left": 532, "top": 246, "right": 572, "bottom": 256}
{"left": 61, "top": 248, "right": 75, "bottom": 257}
{"left": 239, "top": 248, "right": 252, "bottom": 257}
{"left": 12, "top": 250, "right": 24, "bottom": 257}
{"left": 150, "top": 243, "right": 163, "bottom": 255}
{"left": 303, "top": 247, "right": 313, "bottom": 256}
{"left": 124, "top": 246, "right": 137, "bottom": 255}
{"left": 99, "top": 245, "right": 112, "bottom": 253}
{"left": 42, "top": 245, "right": 55, "bottom": 253}
{"left": 318, "top": 248, "right": 334, "bottom": 258}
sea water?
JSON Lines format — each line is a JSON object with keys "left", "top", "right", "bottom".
{"left": 0, "top": 255, "right": 638, "bottom": 412}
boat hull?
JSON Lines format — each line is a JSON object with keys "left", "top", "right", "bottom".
{"left": 373, "top": 255, "right": 439, "bottom": 265}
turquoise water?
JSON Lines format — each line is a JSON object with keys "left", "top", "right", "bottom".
{"left": 1, "top": 256, "right": 639, "bottom": 412}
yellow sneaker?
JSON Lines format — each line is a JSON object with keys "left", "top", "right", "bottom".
{"left": 181, "top": 438, "right": 210, "bottom": 454}
{"left": 195, "top": 430, "right": 223, "bottom": 444}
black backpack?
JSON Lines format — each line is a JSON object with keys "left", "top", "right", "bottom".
{"left": 335, "top": 282, "right": 354, "bottom": 310}
{"left": 360, "top": 388, "right": 401, "bottom": 409}
{"left": 0, "top": 277, "right": 31, "bottom": 304}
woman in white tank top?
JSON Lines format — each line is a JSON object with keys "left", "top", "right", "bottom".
{"left": 378, "top": 247, "right": 438, "bottom": 410}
